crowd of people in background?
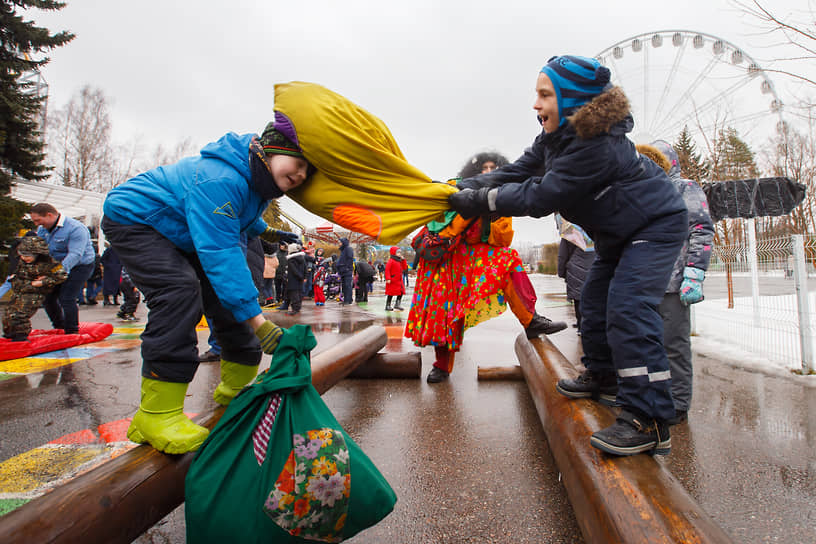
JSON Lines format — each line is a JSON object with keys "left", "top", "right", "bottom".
{"left": 37, "top": 216, "right": 423, "bottom": 349}
{"left": 1, "top": 208, "right": 412, "bottom": 340}
{"left": 265, "top": 235, "right": 408, "bottom": 316}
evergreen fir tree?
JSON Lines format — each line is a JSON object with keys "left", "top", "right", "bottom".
{"left": 0, "top": 0, "right": 74, "bottom": 193}
{"left": 673, "top": 125, "right": 708, "bottom": 182}
{"left": 712, "top": 127, "right": 760, "bottom": 181}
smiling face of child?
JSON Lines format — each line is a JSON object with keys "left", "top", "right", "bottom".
{"left": 19, "top": 254, "right": 35, "bottom": 263}
{"left": 534, "top": 72, "right": 560, "bottom": 133}
{"left": 265, "top": 154, "right": 309, "bottom": 192}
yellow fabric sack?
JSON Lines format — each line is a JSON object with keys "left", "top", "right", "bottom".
{"left": 277, "top": 82, "right": 457, "bottom": 245}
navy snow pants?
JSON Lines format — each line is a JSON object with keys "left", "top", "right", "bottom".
{"left": 102, "top": 217, "right": 261, "bottom": 383}
{"left": 579, "top": 212, "right": 687, "bottom": 421}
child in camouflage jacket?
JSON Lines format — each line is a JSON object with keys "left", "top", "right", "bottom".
{"left": 2, "top": 236, "right": 68, "bottom": 341}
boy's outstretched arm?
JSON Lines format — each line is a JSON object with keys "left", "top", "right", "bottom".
{"left": 448, "top": 187, "right": 495, "bottom": 219}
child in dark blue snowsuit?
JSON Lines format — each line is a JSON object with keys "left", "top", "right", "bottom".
{"left": 450, "top": 55, "right": 687, "bottom": 456}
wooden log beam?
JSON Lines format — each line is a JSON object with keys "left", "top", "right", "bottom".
{"left": 515, "top": 334, "right": 733, "bottom": 544}
{"left": 309, "top": 326, "right": 388, "bottom": 393}
{"left": 0, "top": 325, "right": 388, "bottom": 544}
{"left": 346, "top": 351, "right": 421, "bottom": 379}
{"left": 476, "top": 365, "right": 524, "bottom": 381}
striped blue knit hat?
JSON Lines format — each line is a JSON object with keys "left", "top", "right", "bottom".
{"left": 541, "top": 55, "right": 611, "bottom": 127}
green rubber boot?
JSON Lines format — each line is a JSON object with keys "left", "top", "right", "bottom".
{"left": 213, "top": 359, "right": 259, "bottom": 405}
{"left": 126, "top": 377, "right": 209, "bottom": 454}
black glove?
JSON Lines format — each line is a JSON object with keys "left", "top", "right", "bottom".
{"left": 265, "top": 228, "right": 300, "bottom": 245}
{"left": 448, "top": 187, "right": 492, "bottom": 219}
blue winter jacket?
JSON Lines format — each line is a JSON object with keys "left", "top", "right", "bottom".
{"left": 459, "top": 87, "right": 687, "bottom": 259}
{"left": 103, "top": 133, "right": 269, "bottom": 322}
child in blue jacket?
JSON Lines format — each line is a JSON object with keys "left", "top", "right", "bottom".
{"left": 103, "top": 115, "right": 304, "bottom": 454}
{"left": 450, "top": 55, "right": 688, "bottom": 456}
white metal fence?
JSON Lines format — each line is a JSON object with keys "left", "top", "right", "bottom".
{"left": 692, "top": 225, "right": 815, "bottom": 374}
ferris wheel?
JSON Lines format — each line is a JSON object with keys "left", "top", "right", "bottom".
{"left": 595, "top": 30, "right": 784, "bottom": 151}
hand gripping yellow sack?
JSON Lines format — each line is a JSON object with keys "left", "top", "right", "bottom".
{"left": 277, "top": 82, "right": 456, "bottom": 245}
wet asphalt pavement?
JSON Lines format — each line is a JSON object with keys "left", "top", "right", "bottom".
{"left": 0, "top": 275, "right": 814, "bottom": 543}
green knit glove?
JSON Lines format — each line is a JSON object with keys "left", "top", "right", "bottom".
{"left": 255, "top": 320, "right": 283, "bottom": 354}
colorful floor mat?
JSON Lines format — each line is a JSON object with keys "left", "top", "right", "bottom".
{"left": 0, "top": 322, "right": 114, "bottom": 362}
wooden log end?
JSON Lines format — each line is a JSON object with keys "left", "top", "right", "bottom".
{"left": 347, "top": 351, "right": 421, "bottom": 379}
{"left": 476, "top": 365, "right": 525, "bottom": 381}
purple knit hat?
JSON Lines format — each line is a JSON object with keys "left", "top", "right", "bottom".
{"left": 259, "top": 111, "right": 303, "bottom": 158}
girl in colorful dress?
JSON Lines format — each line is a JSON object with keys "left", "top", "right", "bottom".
{"left": 406, "top": 153, "right": 567, "bottom": 383}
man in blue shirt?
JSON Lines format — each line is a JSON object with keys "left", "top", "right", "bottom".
{"left": 29, "top": 203, "right": 96, "bottom": 335}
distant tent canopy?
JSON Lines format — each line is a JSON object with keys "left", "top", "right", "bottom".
{"left": 305, "top": 221, "right": 375, "bottom": 245}
{"left": 702, "top": 177, "right": 806, "bottom": 222}
{"left": 9, "top": 180, "right": 105, "bottom": 253}
{"left": 10, "top": 179, "right": 103, "bottom": 227}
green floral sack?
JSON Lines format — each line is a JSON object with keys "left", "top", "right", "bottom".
{"left": 185, "top": 325, "right": 396, "bottom": 543}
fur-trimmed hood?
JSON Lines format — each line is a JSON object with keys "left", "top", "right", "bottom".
{"left": 566, "top": 86, "right": 632, "bottom": 140}
{"left": 635, "top": 143, "right": 672, "bottom": 174}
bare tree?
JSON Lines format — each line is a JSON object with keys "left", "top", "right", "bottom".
{"left": 762, "top": 117, "right": 816, "bottom": 235}
{"left": 105, "top": 137, "right": 144, "bottom": 189}
{"left": 145, "top": 137, "right": 196, "bottom": 169}
{"left": 47, "top": 85, "right": 114, "bottom": 191}
{"left": 733, "top": 1, "right": 816, "bottom": 88}
{"left": 48, "top": 87, "right": 200, "bottom": 192}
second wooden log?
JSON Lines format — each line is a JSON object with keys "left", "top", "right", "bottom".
{"left": 515, "top": 334, "right": 733, "bottom": 544}
{"left": 346, "top": 351, "right": 421, "bottom": 379}
{"left": 476, "top": 365, "right": 524, "bottom": 381}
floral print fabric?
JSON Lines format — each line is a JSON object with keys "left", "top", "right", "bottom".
{"left": 405, "top": 240, "right": 524, "bottom": 350}
{"left": 264, "top": 428, "right": 351, "bottom": 542}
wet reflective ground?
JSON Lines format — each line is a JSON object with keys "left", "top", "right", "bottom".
{"left": 1, "top": 276, "right": 814, "bottom": 543}
{"left": 662, "top": 358, "right": 816, "bottom": 543}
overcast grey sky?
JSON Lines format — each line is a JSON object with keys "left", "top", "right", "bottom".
{"left": 33, "top": 0, "right": 809, "bottom": 245}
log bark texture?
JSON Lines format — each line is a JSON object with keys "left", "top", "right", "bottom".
{"left": 515, "top": 334, "right": 733, "bottom": 544}
{"left": 346, "top": 351, "right": 421, "bottom": 379}
{"left": 476, "top": 365, "right": 524, "bottom": 381}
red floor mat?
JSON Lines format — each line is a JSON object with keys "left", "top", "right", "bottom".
{"left": 0, "top": 322, "right": 115, "bottom": 361}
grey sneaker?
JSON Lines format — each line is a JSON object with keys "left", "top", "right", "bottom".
{"left": 555, "top": 368, "right": 618, "bottom": 406}
{"left": 590, "top": 410, "right": 671, "bottom": 456}
{"left": 525, "top": 314, "right": 568, "bottom": 338}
